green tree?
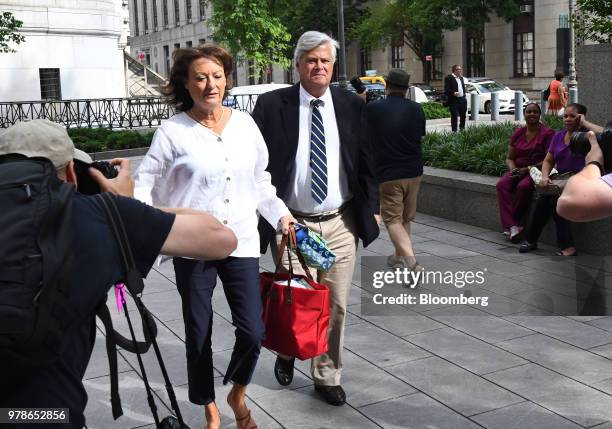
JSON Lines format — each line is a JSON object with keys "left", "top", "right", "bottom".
{"left": 208, "top": 0, "right": 292, "bottom": 79}
{"left": 352, "top": 0, "right": 518, "bottom": 81}
{"left": 574, "top": 0, "right": 612, "bottom": 44}
{"left": 0, "top": 11, "right": 26, "bottom": 53}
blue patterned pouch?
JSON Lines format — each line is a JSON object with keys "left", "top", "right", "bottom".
{"left": 294, "top": 224, "right": 336, "bottom": 272}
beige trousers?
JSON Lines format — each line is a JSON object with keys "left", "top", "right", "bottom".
{"left": 271, "top": 208, "right": 358, "bottom": 386}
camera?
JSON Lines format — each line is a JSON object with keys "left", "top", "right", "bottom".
{"left": 570, "top": 121, "right": 612, "bottom": 172}
{"left": 74, "top": 159, "right": 119, "bottom": 195}
{"left": 349, "top": 76, "right": 367, "bottom": 94}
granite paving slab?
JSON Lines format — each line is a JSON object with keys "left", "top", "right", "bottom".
{"left": 470, "top": 401, "right": 583, "bottom": 429}
{"left": 405, "top": 327, "right": 527, "bottom": 374}
{"left": 387, "top": 356, "right": 523, "bottom": 417}
{"left": 485, "top": 363, "right": 612, "bottom": 427}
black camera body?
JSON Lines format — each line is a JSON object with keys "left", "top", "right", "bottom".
{"left": 74, "top": 159, "right": 119, "bottom": 195}
{"left": 349, "top": 76, "right": 367, "bottom": 95}
{"left": 570, "top": 121, "right": 612, "bottom": 173}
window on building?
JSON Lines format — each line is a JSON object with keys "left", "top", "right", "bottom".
{"left": 174, "top": 0, "right": 180, "bottom": 25}
{"left": 39, "top": 68, "right": 62, "bottom": 100}
{"left": 163, "top": 45, "right": 170, "bottom": 76}
{"left": 432, "top": 43, "right": 444, "bottom": 80}
{"left": 133, "top": 0, "right": 140, "bottom": 35}
{"left": 198, "top": 38, "right": 206, "bottom": 46}
{"left": 145, "top": 52, "right": 151, "bottom": 66}
{"left": 186, "top": 41, "right": 192, "bottom": 47}
{"left": 199, "top": 0, "right": 206, "bottom": 20}
{"left": 391, "top": 44, "right": 404, "bottom": 69}
{"left": 360, "top": 47, "right": 371, "bottom": 75}
{"left": 186, "top": 0, "right": 192, "bottom": 22}
{"left": 285, "top": 68, "right": 294, "bottom": 84}
{"left": 265, "top": 64, "right": 273, "bottom": 84}
{"left": 143, "top": 0, "right": 149, "bottom": 32}
{"left": 174, "top": 42, "right": 180, "bottom": 51}
{"left": 514, "top": 32, "right": 534, "bottom": 76}
{"left": 466, "top": 28, "right": 485, "bottom": 77}
{"left": 162, "top": 0, "right": 168, "bottom": 27}
{"left": 152, "top": 0, "right": 158, "bottom": 29}
{"left": 513, "top": 6, "right": 535, "bottom": 77}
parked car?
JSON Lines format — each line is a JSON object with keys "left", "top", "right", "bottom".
{"left": 225, "top": 83, "right": 292, "bottom": 113}
{"left": 360, "top": 70, "right": 386, "bottom": 86}
{"left": 413, "top": 83, "right": 442, "bottom": 102}
{"left": 464, "top": 78, "right": 530, "bottom": 114}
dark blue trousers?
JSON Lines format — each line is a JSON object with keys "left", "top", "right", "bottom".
{"left": 173, "top": 257, "right": 264, "bottom": 405}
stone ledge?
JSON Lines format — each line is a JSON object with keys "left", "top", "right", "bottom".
{"left": 418, "top": 166, "right": 612, "bottom": 255}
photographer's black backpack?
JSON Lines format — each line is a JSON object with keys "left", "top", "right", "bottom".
{"left": 0, "top": 156, "right": 76, "bottom": 367}
{"left": 95, "top": 193, "right": 189, "bottom": 429}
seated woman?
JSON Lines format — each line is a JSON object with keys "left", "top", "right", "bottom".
{"left": 496, "top": 103, "right": 554, "bottom": 242}
{"left": 519, "top": 103, "right": 603, "bottom": 256}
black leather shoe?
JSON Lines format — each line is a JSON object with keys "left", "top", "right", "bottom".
{"left": 519, "top": 241, "right": 537, "bottom": 253}
{"left": 314, "top": 384, "right": 346, "bottom": 406}
{"left": 274, "top": 356, "right": 294, "bottom": 386}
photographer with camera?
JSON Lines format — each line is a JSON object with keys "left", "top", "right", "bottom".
{"left": 0, "top": 119, "right": 237, "bottom": 428}
{"left": 558, "top": 124, "right": 612, "bottom": 222}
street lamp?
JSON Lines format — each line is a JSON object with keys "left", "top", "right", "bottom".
{"left": 337, "top": 0, "right": 347, "bottom": 86}
{"left": 567, "top": 0, "right": 577, "bottom": 88}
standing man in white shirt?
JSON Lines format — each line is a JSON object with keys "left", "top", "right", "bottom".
{"left": 252, "top": 31, "right": 380, "bottom": 406}
{"left": 444, "top": 64, "right": 467, "bottom": 132}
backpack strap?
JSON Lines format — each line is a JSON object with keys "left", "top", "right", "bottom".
{"left": 95, "top": 302, "right": 123, "bottom": 420}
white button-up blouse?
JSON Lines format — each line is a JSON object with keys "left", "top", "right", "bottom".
{"left": 134, "top": 110, "right": 290, "bottom": 257}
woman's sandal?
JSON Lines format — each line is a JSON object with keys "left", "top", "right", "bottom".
{"left": 236, "top": 409, "right": 258, "bottom": 429}
{"left": 555, "top": 249, "right": 578, "bottom": 257}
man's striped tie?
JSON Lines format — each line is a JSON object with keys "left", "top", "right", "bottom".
{"left": 310, "top": 99, "right": 327, "bottom": 204}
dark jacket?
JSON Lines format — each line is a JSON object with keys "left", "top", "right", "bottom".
{"left": 366, "top": 96, "right": 425, "bottom": 183}
{"left": 251, "top": 83, "right": 379, "bottom": 252}
{"left": 444, "top": 74, "right": 466, "bottom": 106}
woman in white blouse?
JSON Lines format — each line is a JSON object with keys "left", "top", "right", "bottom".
{"left": 134, "top": 44, "right": 294, "bottom": 429}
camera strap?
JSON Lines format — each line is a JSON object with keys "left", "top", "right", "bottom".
{"left": 95, "top": 193, "right": 188, "bottom": 428}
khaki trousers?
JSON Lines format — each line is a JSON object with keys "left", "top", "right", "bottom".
{"left": 271, "top": 208, "right": 358, "bottom": 386}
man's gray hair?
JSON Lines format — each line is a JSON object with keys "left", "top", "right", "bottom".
{"left": 293, "top": 31, "right": 339, "bottom": 66}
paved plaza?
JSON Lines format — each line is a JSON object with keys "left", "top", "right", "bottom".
{"left": 83, "top": 210, "right": 612, "bottom": 429}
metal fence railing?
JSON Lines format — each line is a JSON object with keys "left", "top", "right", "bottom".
{"left": 0, "top": 98, "right": 172, "bottom": 129}
{"left": 0, "top": 89, "right": 389, "bottom": 130}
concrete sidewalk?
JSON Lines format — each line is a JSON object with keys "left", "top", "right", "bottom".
{"left": 83, "top": 212, "right": 612, "bottom": 429}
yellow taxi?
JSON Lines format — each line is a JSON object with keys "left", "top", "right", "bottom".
{"left": 360, "top": 70, "right": 386, "bottom": 86}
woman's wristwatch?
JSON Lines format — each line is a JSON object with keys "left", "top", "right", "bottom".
{"left": 587, "top": 160, "right": 604, "bottom": 176}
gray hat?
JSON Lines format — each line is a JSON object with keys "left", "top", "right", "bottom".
{"left": 385, "top": 68, "right": 410, "bottom": 88}
{"left": 0, "top": 119, "right": 75, "bottom": 168}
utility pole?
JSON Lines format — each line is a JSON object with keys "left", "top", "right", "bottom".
{"left": 567, "top": 0, "right": 577, "bottom": 88}
{"left": 337, "top": 0, "right": 347, "bottom": 86}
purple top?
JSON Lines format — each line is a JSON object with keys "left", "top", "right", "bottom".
{"left": 510, "top": 125, "right": 555, "bottom": 167}
{"left": 602, "top": 174, "right": 612, "bottom": 188}
{"left": 548, "top": 129, "right": 586, "bottom": 173}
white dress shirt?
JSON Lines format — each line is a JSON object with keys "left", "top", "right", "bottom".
{"left": 134, "top": 111, "right": 290, "bottom": 257}
{"left": 286, "top": 85, "right": 352, "bottom": 214}
{"left": 454, "top": 74, "right": 464, "bottom": 97}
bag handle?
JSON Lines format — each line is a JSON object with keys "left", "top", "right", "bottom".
{"left": 274, "top": 224, "right": 313, "bottom": 281}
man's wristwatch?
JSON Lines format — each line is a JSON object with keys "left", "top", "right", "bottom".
{"left": 587, "top": 160, "right": 604, "bottom": 176}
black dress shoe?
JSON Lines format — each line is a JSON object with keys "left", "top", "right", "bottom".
{"left": 314, "top": 384, "right": 346, "bottom": 406}
{"left": 519, "top": 241, "right": 537, "bottom": 253}
{"left": 274, "top": 356, "right": 294, "bottom": 386}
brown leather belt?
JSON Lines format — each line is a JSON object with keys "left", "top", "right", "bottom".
{"left": 290, "top": 203, "right": 349, "bottom": 222}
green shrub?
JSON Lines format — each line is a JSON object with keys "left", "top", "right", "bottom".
{"left": 421, "top": 102, "right": 450, "bottom": 119}
{"left": 541, "top": 114, "right": 564, "bottom": 130}
{"left": 67, "top": 128, "right": 154, "bottom": 153}
{"left": 423, "top": 123, "right": 517, "bottom": 177}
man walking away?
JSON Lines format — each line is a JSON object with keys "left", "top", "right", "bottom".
{"left": 366, "top": 69, "right": 426, "bottom": 271}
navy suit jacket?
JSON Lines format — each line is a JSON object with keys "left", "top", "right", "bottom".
{"left": 251, "top": 83, "right": 379, "bottom": 253}
{"left": 444, "top": 74, "right": 466, "bottom": 106}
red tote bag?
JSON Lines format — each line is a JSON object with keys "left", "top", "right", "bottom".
{"left": 260, "top": 228, "right": 330, "bottom": 360}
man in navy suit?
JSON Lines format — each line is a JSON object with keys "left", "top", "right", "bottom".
{"left": 252, "top": 31, "right": 379, "bottom": 406}
{"left": 444, "top": 64, "right": 467, "bottom": 132}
